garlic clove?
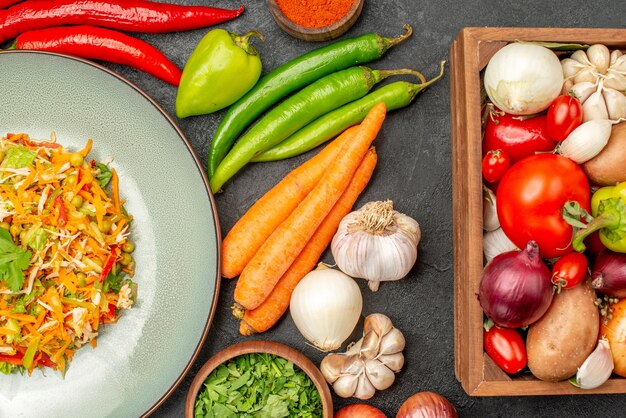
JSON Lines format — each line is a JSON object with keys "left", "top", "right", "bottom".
{"left": 610, "top": 49, "right": 623, "bottom": 66}
{"left": 561, "top": 58, "right": 585, "bottom": 79}
{"left": 559, "top": 119, "right": 612, "bottom": 163}
{"left": 379, "top": 327, "right": 406, "bottom": 355}
{"left": 571, "top": 50, "right": 593, "bottom": 67}
{"left": 604, "top": 70, "right": 626, "bottom": 91}
{"left": 483, "top": 186, "right": 499, "bottom": 231}
{"left": 610, "top": 54, "right": 626, "bottom": 72}
{"left": 341, "top": 355, "right": 364, "bottom": 375}
{"left": 574, "top": 67, "right": 598, "bottom": 85}
{"left": 354, "top": 372, "right": 376, "bottom": 400}
{"left": 359, "top": 330, "right": 381, "bottom": 360}
{"left": 572, "top": 338, "right": 614, "bottom": 389}
{"left": 483, "top": 228, "right": 518, "bottom": 262}
{"left": 603, "top": 87, "right": 626, "bottom": 121}
{"left": 364, "top": 359, "right": 396, "bottom": 391}
{"left": 346, "top": 338, "right": 363, "bottom": 355}
{"left": 569, "top": 81, "right": 598, "bottom": 104}
{"left": 333, "top": 373, "right": 359, "bottom": 398}
{"left": 377, "top": 352, "right": 405, "bottom": 372}
{"left": 586, "top": 44, "right": 611, "bottom": 74}
{"left": 561, "top": 79, "right": 575, "bottom": 96}
{"left": 363, "top": 313, "right": 394, "bottom": 338}
{"left": 321, "top": 353, "right": 349, "bottom": 383}
{"left": 582, "top": 85, "right": 609, "bottom": 122}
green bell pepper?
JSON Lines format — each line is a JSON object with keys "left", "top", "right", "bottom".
{"left": 573, "top": 181, "right": 626, "bottom": 253}
{"left": 176, "top": 29, "right": 263, "bottom": 118}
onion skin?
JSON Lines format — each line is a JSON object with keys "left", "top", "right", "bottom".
{"left": 601, "top": 299, "right": 626, "bottom": 377}
{"left": 591, "top": 251, "right": 626, "bottom": 297}
{"left": 396, "top": 392, "right": 457, "bottom": 418}
{"left": 479, "top": 241, "right": 553, "bottom": 328}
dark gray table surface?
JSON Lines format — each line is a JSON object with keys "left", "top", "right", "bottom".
{"left": 96, "top": 1, "right": 625, "bottom": 417}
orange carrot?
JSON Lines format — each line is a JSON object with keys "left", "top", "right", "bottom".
{"left": 240, "top": 147, "right": 378, "bottom": 335}
{"left": 221, "top": 125, "right": 360, "bottom": 279}
{"left": 233, "top": 102, "right": 386, "bottom": 312}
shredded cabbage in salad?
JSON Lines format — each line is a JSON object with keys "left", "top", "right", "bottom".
{"left": 0, "top": 133, "right": 136, "bottom": 375}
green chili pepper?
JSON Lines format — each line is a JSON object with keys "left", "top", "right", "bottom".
{"left": 207, "top": 24, "right": 413, "bottom": 179}
{"left": 176, "top": 29, "right": 264, "bottom": 118}
{"left": 573, "top": 182, "right": 626, "bottom": 253}
{"left": 209, "top": 65, "right": 424, "bottom": 192}
{"left": 253, "top": 61, "right": 446, "bottom": 162}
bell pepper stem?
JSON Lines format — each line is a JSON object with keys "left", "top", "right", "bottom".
{"left": 233, "top": 31, "right": 264, "bottom": 55}
{"left": 572, "top": 213, "right": 619, "bottom": 252}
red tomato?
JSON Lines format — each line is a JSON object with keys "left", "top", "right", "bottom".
{"left": 484, "top": 324, "right": 527, "bottom": 374}
{"left": 335, "top": 404, "right": 387, "bottom": 418}
{"left": 483, "top": 110, "right": 556, "bottom": 163}
{"left": 482, "top": 149, "right": 511, "bottom": 183}
{"left": 551, "top": 252, "right": 588, "bottom": 291}
{"left": 546, "top": 95, "right": 583, "bottom": 141}
{"left": 496, "top": 154, "right": 591, "bottom": 259}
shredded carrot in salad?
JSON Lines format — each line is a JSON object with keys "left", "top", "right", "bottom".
{"left": 0, "top": 133, "right": 136, "bottom": 376}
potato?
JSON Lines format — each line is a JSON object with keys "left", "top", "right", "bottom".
{"left": 527, "top": 284, "right": 599, "bottom": 382}
{"left": 583, "top": 122, "right": 626, "bottom": 186}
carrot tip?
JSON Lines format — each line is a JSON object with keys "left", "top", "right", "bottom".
{"left": 239, "top": 320, "right": 256, "bottom": 336}
{"left": 231, "top": 303, "right": 245, "bottom": 319}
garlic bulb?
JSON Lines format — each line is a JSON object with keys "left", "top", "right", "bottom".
{"left": 571, "top": 338, "right": 613, "bottom": 389}
{"left": 289, "top": 265, "right": 362, "bottom": 352}
{"left": 321, "top": 313, "right": 405, "bottom": 400}
{"left": 483, "top": 228, "right": 518, "bottom": 262}
{"left": 331, "top": 200, "right": 420, "bottom": 292}
{"left": 563, "top": 44, "right": 626, "bottom": 121}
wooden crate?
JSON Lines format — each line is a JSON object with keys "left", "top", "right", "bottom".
{"left": 450, "top": 27, "right": 626, "bottom": 396}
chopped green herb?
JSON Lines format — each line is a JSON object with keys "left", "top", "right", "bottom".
{"left": 194, "top": 353, "right": 323, "bottom": 418}
{"left": 94, "top": 162, "right": 112, "bottom": 188}
{"left": 0, "top": 228, "right": 32, "bottom": 292}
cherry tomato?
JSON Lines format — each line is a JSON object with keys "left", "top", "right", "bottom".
{"left": 483, "top": 108, "right": 556, "bottom": 163}
{"left": 551, "top": 252, "right": 588, "bottom": 291}
{"left": 484, "top": 323, "right": 527, "bottom": 374}
{"left": 482, "top": 149, "right": 511, "bottom": 183}
{"left": 497, "top": 154, "right": 591, "bottom": 259}
{"left": 546, "top": 95, "right": 583, "bottom": 141}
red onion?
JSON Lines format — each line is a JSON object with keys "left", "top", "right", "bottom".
{"left": 479, "top": 241, "right": 553, "bottom": 328}
{"left": 591, "top": 251, "right": 626, "bottom": 297}
{"left": 396, "top": 391, "right": 457, "bottom": 418}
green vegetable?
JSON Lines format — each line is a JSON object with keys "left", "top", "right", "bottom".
{"left": 207, "top": 24, "right": 413, "bottom": 179}
{"left": 22, "top": 336, "right": 40, "bottom": 369}
{"left": 177, "top": 29, "right": 264, "bottom": 118}
{"left": 573, "top": 181, "right": 626, "bottom": 253}
{"left": 253, "top": 61, "right": 445, "bottom": 162}
{"left": 0, "top": 228, "right": 32, "bottom": 292}
{"left": 24, "top": 225, "right": 48, "bottom": 251}
{"left": 94, "top": 162, "right": 112, "bottom": 188}
{"left": 5, "top": 146, "right": 35, "bottom": 168}
{"left": 0, "top": 362, "right": 18, "bottom": 375}
{"left": 194, "top": 353, "right": 322, "bottom": 418}
{"left": 209, "top": 66, "right": 423, "bottom": 192}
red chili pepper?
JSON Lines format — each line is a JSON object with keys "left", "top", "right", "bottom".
{"left": 100, "top": 244, "right": 119, "bottom": 282}
{"left": 0, "top": 352, "right": 23, "bottom": 365}
{"left": 13, "top": 26, "right": 182, "bottom": 86}
{"left": 0, "top": 0, "right": 245, "bottom": 44}
{"left": 55, "top": 195, "right": 67, "bottom": 226}
{"left": 0, "top": 0, "right": 21, "bottom": 10}
{"left": 35, "top": 352, "right": 55, "bottom": 368}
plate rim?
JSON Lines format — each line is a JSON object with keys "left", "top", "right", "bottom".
{"left": 0, "top": 49, "right": 222, "bottom": 417}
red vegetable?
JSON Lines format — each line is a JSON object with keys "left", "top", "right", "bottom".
{"left": 483, "top": 108, "right": 556, "bottom": 163}
{"left": 0, "top": 352, "right": 23, "bottom": 365}
{"left": 481, "top": 149, "right": 510, "bottom": 183}
{"left": 551, "top": 252, "right": 588, "bottom": 292}
{"left": 335, "top": 404, "right": 387, "bottom": 418}
{"left": 0, "top": 0, "right": 245, "bottom": 44}
{"left": 396, "top": 392, "right": 457, "bottom": 418}
{"left": 496, "top": 153, "right": 591, "bottom": 258}
{"left": 99, "top": 244, "right": 119, "bottom": 282}
{"left": 483, "top": 320, "right": 527, "bottom": 374}
{"left": 0, "top": 0, "right": 21, "bottom": 9}
{"left": 546, "top": 95, "right": 583, "bottom": 141}
{"left": 13, "top": 26, "right": 182, "bottom": 86}
{"left": 55, "top": 194, "right": 67, "bottom": 226}
{"left": 590, "top": 250, "right": 626, "bottom": 297}
{"left": 479, "top": 241, "right": 553, "bottom": 328}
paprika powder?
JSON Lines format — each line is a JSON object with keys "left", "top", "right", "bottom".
{"left": 276, "top": 0, "right": 355, "bottom": 28}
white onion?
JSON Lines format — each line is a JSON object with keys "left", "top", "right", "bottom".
{"left": 484, "top": 43, "right": 563, "bottom": 115}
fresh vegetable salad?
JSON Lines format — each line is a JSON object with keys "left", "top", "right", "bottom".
{"left": 0, "top": 133, "right": 136, "bottom": 375}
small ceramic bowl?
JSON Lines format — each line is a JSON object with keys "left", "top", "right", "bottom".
{"left": 267, "top": 0, "right": 365, "bottom": 42}
{"left": 185, "top": 340, "right": 333, "bottom": 417}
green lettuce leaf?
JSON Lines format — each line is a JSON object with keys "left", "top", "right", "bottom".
{"left": 5, "top": 146, "right": 35, "bottom": 169}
